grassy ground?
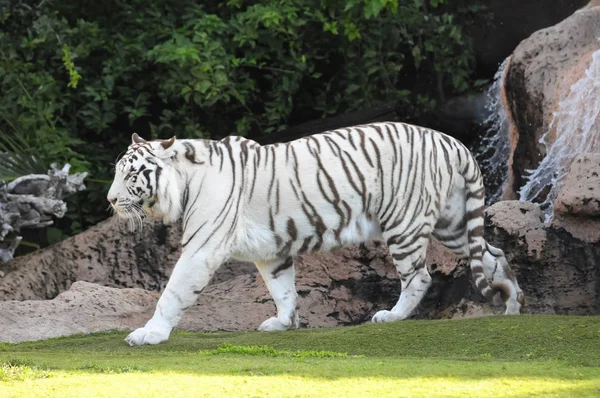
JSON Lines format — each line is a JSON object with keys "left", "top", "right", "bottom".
{"left": 1, "top": 315, "right": 599, "bottom": 397}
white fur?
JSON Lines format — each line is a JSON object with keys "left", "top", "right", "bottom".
{"left": 108, "top": 124, "right": 523, "bottom": 346}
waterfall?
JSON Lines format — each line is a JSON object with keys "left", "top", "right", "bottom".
{"left": 474, "top": 57, "right": 511, "bottom": 205}
{"left": 519, "top": 49, "right": 600, "bottom": 222}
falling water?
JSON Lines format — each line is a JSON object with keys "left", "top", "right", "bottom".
{"left": 519, "top": 49, "right": 600, "bottom": 222}
{"left": 473, "top": 57, "right": 511, "bottom": 205}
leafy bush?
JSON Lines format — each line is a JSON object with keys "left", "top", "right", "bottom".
{"left": 0, "top": 0, "right": 483, "bottom": 243}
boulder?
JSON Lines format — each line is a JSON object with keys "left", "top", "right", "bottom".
{"left": 485, "top": 200, "right": 600, "bottom": 315}
{"left": 0, "top": 281, "right": 158, "bottom": 343}
{"left": 502, "top": 1, "right": 600, "bottom": 198}
{"left": 552, "top": 153, "right": 600, "bottom": 243}
{"left": 0, "top": 218, "right": 182, "bottom": 301}
{"left": 554, "top": 154, "right": 600, "bottom": 217}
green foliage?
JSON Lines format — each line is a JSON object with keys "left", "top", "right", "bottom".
{"left": 61, "top": 46, "right": 82, "bottom": 89}
{"left": 0, "top": 130, "right": 49, "bottom": 181}
{"left": 0, "top": 359, "right": 52, "bottom": 382}
{"left": 77, "top": 364, "right": 146, "bottom": 374}
{"left": 206, "top": 343, "right": 352, "bottom": 358}
{"left": 0, "top": 0, "right": 484, "bottom": 244}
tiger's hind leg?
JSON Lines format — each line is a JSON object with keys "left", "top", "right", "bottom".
{"left": 372, "top": 235, "right": 432, "bottom": 323}
{"left": 255, "top": 257, "right": 300, "bottom": 331}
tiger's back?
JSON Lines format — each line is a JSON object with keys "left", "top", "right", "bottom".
{"left": 234, "top": 122, "right": 463, "bottom": 261}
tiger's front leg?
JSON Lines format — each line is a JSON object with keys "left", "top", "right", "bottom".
{"left": 125, "top": 251, "right": 222, "bottom": 346}
{"left": 255, "top": 257, "right": 299, "bottom": 331}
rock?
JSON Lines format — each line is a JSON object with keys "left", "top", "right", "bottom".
{"left": 0, "top": 218, "right": 182, "bottom": 301}
{"left": 443, "top": 298, "right": 501, "bottom": 321}
{"left": 0, "top": 281, "right": 159, "bottom": 343}
{"left": 552, "top": 153, "right": 600, "bottom": 243}
{"left": 183, "top": 241, "right": 488, "bottom": 332}
{"left": 552, "top": 217, "right": 600, "bottom": 245}
{"left": 0, "top": 216, "right": 487, "bottom": 319}
{"left": 209, "top": 259, "right": 257, "bottom": 285}
{"left": 502, "top": 2, "right": 600, "bottom": 198}
{"left": 485, "top": 200, "right": 600, "bottom": 315}
{"left": 0, "top": 211, "right": 495, "bottom": 343}
{"left": 485, "top": 201, "right": 546, "bottom": 258}
{"left": 554, "top": 154, "right": 600, "bottom": 217}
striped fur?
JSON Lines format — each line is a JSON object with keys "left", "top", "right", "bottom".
{"left": 107, "top": 122, "right": 524, "bottom": 346}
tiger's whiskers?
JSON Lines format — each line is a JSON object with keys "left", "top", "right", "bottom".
{"left": 112, "top": 200, "right": 146, "bottom": 233}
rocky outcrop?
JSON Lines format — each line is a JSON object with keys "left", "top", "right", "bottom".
{"left": 552, "top": 153, "right": 600, "bottom": 243}
{"left": 0, "top": 214, "right": 478, "bottom": 308}
{"left": 0, "top": 218, "right": 182, "bottom": 301}
{"left": 486, "top": 201, "right": 600, "bottom": 315}
{"left": 0, "top": 281, "right": 159, "bottom": 343}
{"left": 554, "top": 154, "right": 600, "bottom": 218}
{"left": 502, "top": 2, "right": 600, "bottom": 199}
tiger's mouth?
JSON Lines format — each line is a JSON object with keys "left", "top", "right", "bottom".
{"left": 111, "top": 197, "right": 161, "bottom": 222}
{"left": 111, "top": 199, "right": 145, "bottom": 217}
{"left": 111, "top": 199, "right": 147, "bottom": 231}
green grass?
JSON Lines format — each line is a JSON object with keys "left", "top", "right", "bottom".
{"left": 1, "top": 315, "right": 600, "bottom": 397}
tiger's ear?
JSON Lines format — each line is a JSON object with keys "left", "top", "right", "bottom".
{"left": 132, "top": 133, "right": 147, "bottom": 144}
{"left": 160, "top": 136, "right": 176, "bottom": 150}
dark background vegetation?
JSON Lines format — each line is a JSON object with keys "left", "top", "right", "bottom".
{"left": 0, "top": 0, "right": 588, "bottom": 253}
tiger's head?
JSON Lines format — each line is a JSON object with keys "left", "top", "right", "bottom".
{"left": 107, "top": 133, "right": 182, "bottom": 228}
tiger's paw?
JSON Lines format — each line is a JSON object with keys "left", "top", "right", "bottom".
{"left": 258, "top": 317, "right": 290, "bottom": 332}
{"left": 257, "top": 314, "right": 299, "bottom": 332}
{"left": 504, "top": 298, "right": 523, "bottom": 315}
{"left": 125, "top": 326, "right": 170, "bottom": 346}
{"left": 371, "top": 310, "right": 404, "bottom": 323}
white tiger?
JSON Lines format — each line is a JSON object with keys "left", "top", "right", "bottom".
{"left": 107, "top": 122, "right": 525, "bottom": 346}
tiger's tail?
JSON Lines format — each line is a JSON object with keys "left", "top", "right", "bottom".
{"left": 463, "top": 155, "right": 525, "bottom": 313}
{"left": 463, "top": 161, "right": 496, "bottom": 301}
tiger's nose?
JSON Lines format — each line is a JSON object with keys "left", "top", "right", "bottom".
{"left": 108, "top": 197, "right": 117, "bottom": 205}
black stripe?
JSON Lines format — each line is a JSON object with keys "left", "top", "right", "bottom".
{"left": 271, "top": 257, "right": 293, "bottom": 277}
